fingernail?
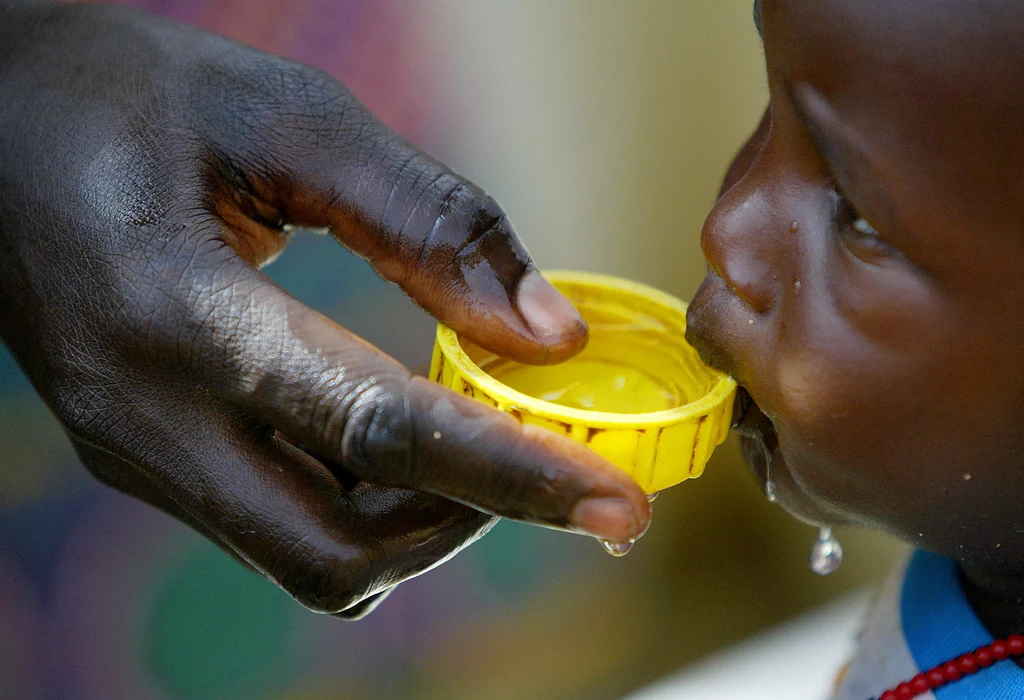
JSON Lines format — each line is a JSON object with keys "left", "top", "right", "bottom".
{"left": 516, "top": 270, "right": 587, "bottom": 345}
{"left": 570, "top": 497, "right": 642, "bottom": 541}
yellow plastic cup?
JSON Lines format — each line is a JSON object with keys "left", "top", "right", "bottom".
{"left": 429, "top": 271, "right": 736, "bottom": 493}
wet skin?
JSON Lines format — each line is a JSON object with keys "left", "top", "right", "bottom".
{"left": 0, "top": 2, "right": 651, "bottom": 618}
{"left": 686, "top": 0, "right": 1024, "bottom": 638}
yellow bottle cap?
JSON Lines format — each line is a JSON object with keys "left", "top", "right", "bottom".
{"left": 429, "top": 271, "right": 736, "bottom": 493}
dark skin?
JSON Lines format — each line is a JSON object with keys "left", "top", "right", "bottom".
{"left": 687, "top": 0, "right": 1024, "bottom": 644}
{"left": 0, "top": 1, "right": 651, "bottom": 618}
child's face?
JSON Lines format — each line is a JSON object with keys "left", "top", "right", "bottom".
{"left": 687, "top": 0, "right": 1024, "bottom": 568}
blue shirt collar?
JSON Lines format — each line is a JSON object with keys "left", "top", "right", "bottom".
{"left": 901, "top": 549, "right": 1024, "bottom": 697}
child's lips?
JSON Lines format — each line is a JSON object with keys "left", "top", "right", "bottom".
{"left": 734, "top": 389, "right": 777, "bottom": 490}
{"left": 732, "top": 387, "right": 753, "bottom": 428}
{"left": 685, "top": 272, "right": 744, "bottom": 379}
{"left": 739, "top": 430, "right": 770, "bottom": 490}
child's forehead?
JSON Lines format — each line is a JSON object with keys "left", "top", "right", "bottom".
{"left": 768, "top": 1, "right": 1024, "bottom": 94}
{"left": 765, "top": 0, "right": 1024, "bottom": 250}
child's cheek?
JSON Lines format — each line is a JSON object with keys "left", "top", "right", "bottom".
{"left": 771, "top": 342, "right": 879, "bottom": 437}
{"left": 768, "top": 268, "right": 953, "bottom": 466}
{"left": 768, "top": 341, "right": 913, "bottom": 494}
{"left": 773, "top": 350, "right": 835, "bottom": 426}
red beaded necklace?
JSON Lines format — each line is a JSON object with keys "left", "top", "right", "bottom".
{"left": 870, "top": 634, "right": 1024, "bottom": 699}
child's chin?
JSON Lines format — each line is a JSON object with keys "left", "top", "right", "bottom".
{"left": 735, "top": 402, "right": 843, "bottom": 527}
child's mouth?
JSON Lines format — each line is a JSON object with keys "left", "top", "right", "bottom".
{"left": 731, "top": 386, "right": 754, "bottom": 428}
{"left": 732, "top": 387, "right": 778, "bottom": 496}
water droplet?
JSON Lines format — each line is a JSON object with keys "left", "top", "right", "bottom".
{"left": 789, "top": 221, "right": 799, "bottom": 233}
{"left": 810, "top": 527, "right": 843, "bottom": 575}
{"left": 646, "top": 492, "right": 659, "bottom": 502}
{"left": 761, "top": 439, "right": 776, "bottom": 502}
{"left": 433, "top": 431, "right": 442, "bottom": 440}
{"left": 962, "top": 473, "right": 972, "bottom": 481}
{"left": 793, "top": 278, "right": 801, "bottom": 294}
{"left": 600, "top": 540, "right": 633, "bottom": 557}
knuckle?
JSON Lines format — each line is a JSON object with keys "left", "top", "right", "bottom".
{"left": 468, "top": 192, "right": 508, "bottom": 227}
{"left": 414, "top": 183, "right": 519, "bottom": 270}
{"left": 337, "top": 376, "right": 416, "bottom": 486}
{"left": 451, "top": 193, "right": 514, "bottom": 260}
{"left": 435, "top": 184, "right": 498, "bottom": 236}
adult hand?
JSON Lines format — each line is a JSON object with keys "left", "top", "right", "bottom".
{"left": 0, "top": 2, "right": 650, "bottom": 617}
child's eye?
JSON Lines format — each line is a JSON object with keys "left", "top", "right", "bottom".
{"left": 837, "top": 196, "right": 893, "bottom": 257}
{"left": 850, "top": 215, "right": 879, "bottom": 237}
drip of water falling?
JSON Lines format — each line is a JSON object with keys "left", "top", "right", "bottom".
{"left": 810, "top": 527, "right": 843, "bottom": 575}
{"left": 600, "top": 540, "right": 633, "bottom": 557}
{"left": 762, "top": 440, "right": 776, "bottom": 503}
{"left": 599, "top": 493, "right": 658, "bottom": 557}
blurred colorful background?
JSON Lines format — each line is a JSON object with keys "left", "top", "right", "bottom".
{"left": 0, "top": 2, "right": 903, "bottom": 698}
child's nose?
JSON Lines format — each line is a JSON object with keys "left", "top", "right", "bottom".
{"left": 700, "top": 178, "right": 782, "bottom": 314}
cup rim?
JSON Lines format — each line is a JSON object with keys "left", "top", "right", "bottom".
{"left": 435, "top": 270, "right": 737, "bottom": 429}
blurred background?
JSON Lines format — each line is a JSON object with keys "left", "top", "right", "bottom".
{"left": 0, "top": 1, "right": 903, "bottom": 698}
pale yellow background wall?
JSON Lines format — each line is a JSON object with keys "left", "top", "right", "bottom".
{"left": 430, "top": 0, "right": 768, "bottom": 299}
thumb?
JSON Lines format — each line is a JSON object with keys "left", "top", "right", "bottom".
{"left": 198, "top": 58, "right": 586, "bottom": 365}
